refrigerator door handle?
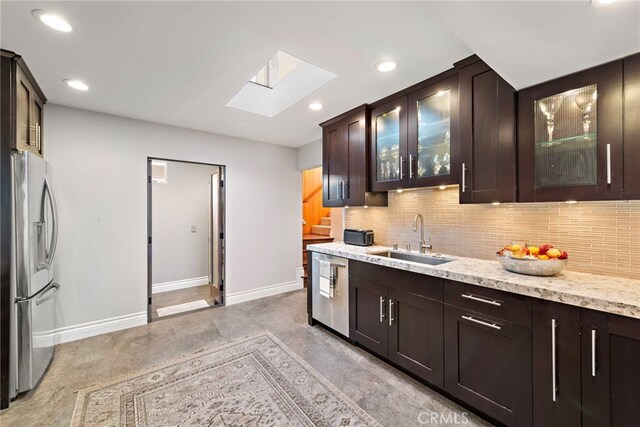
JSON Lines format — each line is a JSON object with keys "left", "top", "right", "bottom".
{"left": 43, "top": 175, "right": 59, "bottom": 270}
{"left": 15, "top": 280, "right": 59, "bottom": 304}
{"left": 35, "top": 282, "right": 60, "bottom": 306}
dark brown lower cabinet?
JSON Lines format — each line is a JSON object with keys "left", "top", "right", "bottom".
{"left": 388, "top": 288, "right": 444, "bottom": 387}
{"left": 349, "top": 262, "right": 444, "bottom": 386}
{"left": 444, "top": 305, "right": 532, "bottom": 426}
{"left": 581, "top": 309, "right": 640, "bottom": 427}
{"left": 349, "top": 277, "right": 388, "bottom": 356}
{"left": 531, "top": 300, "right": 582, "bottom": 426}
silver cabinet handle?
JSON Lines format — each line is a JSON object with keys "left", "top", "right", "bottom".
{"left": 389, "top": 299, "right": 395, "bottom": 326}
{"left": 379, "top": 296, "right": 385, "bottom": 322}
{"left": 409, "top": 154, "right": 414, "bottom": 178}
{"left": 461, "top": 315, "right": 502, "bottom": 330}
{"left": 399, "top": 156, "right": 404, "bottom": 180}
{"left": 337, "top": 181, "right": 342, "bottom": 200}
{"left": 606, "top": 144, "right": 612, "bottom": 184}
{"left": 461, "top": 162, "right": 467, "bottom": 192}
{"left": 591, "top": 329, "right": 597, "bottom": 377}
{"left": 552, "top": 318, "right": 557, "bottom": 402}
{"left": 342, "top": 180, "right": 348, "bottom": 199}
{"left": 461, "top": 293, "right": 502, "bottom": 307}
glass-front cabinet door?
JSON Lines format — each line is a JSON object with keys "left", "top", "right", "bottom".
{"left": 370, "top": 97, "right": 407, "bottom": 191}
{"left": 518, "top": 61, "right": 623, "bottom": 201}
{"left": 407, "top": 75, "right": 459, "bottom": 188}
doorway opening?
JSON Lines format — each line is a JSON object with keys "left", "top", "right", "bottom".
{"left": 147, "top": 158, "right": 225, "bottom": 321}
{"left": 301, "top": 167, "right": 343, "bottom": 287}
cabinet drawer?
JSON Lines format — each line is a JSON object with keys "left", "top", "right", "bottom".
{"left": 444, "top": 280, "right": 531, "bottom": 326}
{"left": 350, "top": 260, "right": 443, "bottom": 302}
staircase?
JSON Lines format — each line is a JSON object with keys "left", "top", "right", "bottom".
{"left": 311, "top": 217, "right": 332, "bottom": 236}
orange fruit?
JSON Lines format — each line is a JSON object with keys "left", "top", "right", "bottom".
{"left": 537, "top": 254, "right": 550, "bottom": 260}
{"left": 528, "top": 246, "right": 540, "bottom": 256}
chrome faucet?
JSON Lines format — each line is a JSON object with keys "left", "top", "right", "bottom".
{"left": 413, "top": 214, "right": 432, "bottom": 254}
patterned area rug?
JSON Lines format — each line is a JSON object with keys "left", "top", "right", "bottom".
{"left": 71, "top": 332, "right": 380, "bottom": 426}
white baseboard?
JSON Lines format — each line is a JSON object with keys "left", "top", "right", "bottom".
{"left": 226, "top": 281, "right": 302, "bottom": 306}
{"left": 152, "top": 276, "right": 209, "bottom": 294}
{"left": 42, "top": 312, "right": 147, "bottom": 345}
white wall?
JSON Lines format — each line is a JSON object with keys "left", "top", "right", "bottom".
{"left": 152, "top": 161, "right": 218, "bottom": 285}
{"left": 296, "top": 139, "right": 321, "bottom": 171}
{"left": 45, "top": 104, "right": 301, "bottom": 335}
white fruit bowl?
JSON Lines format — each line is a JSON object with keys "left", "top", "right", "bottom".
{"left": 497, "top": 254, "right": 567, "bottom": 277}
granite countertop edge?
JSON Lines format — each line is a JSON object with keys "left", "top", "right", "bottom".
{"left": 307, "top": 242, "right": 640, "bottom": 320}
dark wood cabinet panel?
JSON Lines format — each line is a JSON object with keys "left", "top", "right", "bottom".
{"left": 531, "top": 299, "right": 582, "bottom": 427}
{"left": 458, "top": 59, "right": 516, "bottom": 204}
{"left": 623, "top": 52, "right": 640, "bottom": 199}
{"left": 444, "top": 304, "right": 532, "bottom": 426}
{"left": 349, "top": 276, "right": 388, "bottom": 357}
{"left": 581, "top": 309, "right": 640, "bottom": 427}
{"left": 321, "top": 105, "right": 387, "bottom": 207}
{"left": 518, "top": 60, "right": 624, "bottom": 202}
{"left": 388, "top": 288, "right": 444, "bottom": 387}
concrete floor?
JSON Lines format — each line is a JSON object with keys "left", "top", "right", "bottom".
{"left": 151, "top": 284, "right": 216, "bottom": 320}
{"left": 0, "top": 290, "right": 491, "bottom": 427}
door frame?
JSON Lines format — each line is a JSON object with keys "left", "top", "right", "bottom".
{"left": 146, "top": 157, "right": 226, "bottom": 322}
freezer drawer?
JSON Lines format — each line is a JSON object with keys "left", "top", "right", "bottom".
{"left": 16, "top": 281, "right": 59, "bottom": 393}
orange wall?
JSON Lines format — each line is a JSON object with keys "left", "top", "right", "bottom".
{"left": 302, "top": 167, "right": 330, "bottom": 234}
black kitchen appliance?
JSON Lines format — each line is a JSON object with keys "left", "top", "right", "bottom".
{"left": 343, "top": 229, "right": 374, "bottom": 246}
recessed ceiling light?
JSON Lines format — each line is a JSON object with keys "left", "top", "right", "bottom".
{"left": 309, "top": 102, "right": 323, "bottom": 111}
{"left": 63, "top": 79, "right": 89, "bottom": 91}
{"left": 375, "top": 59, "right": 397, "bottom": 73}
{"left": 32, "top": 10, "right": 72, "bottom": 32}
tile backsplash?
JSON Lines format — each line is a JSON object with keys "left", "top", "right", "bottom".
{"left": 345, "top": 187, "right": 640, "bottom": 279}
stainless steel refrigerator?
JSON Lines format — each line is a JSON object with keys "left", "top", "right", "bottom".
{"left": 9, "top": 151, "right": 60, "bottom": 399}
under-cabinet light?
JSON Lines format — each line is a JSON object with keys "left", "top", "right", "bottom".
{"left": 565, "top": 200, "right": 577, "bottom": 204}
{"left": 492, "top": 202, "right": 501, "bottom": 206}
{"left": 439, "top": 185, "right": 447, "bottom": 190}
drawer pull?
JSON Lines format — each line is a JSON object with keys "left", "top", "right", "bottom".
{"left": 379, "top": 296, "right": 385, "bottom": 323}
{"left": 461, "top": 315, "right": 502, "bottom": 330}
{"left": 591, "top": 329, "right": 597, "bottom": 377}
{"left": 461, "top": 293, "right": 502, "bottom": 307}
{"left": 389, "top": 299, "right": 395, "bottom": 326}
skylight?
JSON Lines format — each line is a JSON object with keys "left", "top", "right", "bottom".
{"left": 249, "top": 51, "right": 303, "bottom": 89}
{"left": 227, "top": 50, "right": 337, "bottom": 117}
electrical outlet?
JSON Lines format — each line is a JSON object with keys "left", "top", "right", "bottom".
{"left": 191, "top": 225, "right": 197, "bottom": 233}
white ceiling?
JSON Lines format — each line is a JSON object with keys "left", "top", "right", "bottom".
{"left": 1, "top": 2, "right": 638, "bottom": 148}
{"left": 425, "top": 1, "right": 640, "bottom": 90}
{"left": 0, "top": 1, "right": 471, "bottom": 148}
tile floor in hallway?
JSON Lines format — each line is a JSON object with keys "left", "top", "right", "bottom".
{"left": 151, "top": 284, "right": 218, "bottom": 320}
{"left": 0, "top": 290, "right": 492, "bottom": 427}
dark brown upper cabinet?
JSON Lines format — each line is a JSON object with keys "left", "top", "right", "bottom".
{"left": 1, "top": 49, "right": 47, "bottom": 158}
{"left": 370, "top": 73, "right": 459, "bottom": 192}
{"left": 321, "top": 105, "right": 387, "bottom": 208}
{"left": 518, "top": 60, "right": 624, "bottom": 202}
{"left": 623, "top": 52, "right": 640, "bottom": 200}
{"left": 370, "top": 97, "right": 408, "bottom": 191}
{"left": 457, "top": 57, "right": 517, "bottom": 204}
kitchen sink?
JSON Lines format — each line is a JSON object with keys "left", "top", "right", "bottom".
{"left": 371, "top": 251, "right": 454, "bottom": 266}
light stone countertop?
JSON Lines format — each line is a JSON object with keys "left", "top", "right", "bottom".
{"left": 307, "top": 242, "right": 640, "bottom": 320}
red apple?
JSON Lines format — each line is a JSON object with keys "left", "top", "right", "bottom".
{"left": 539, "top": 244, "right": 554, "bottom": 255}
{"left": 558, "top": 250, "right": 568, "bottom": 260}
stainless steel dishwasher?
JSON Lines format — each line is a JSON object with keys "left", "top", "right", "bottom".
{"left": 311, "top": 252, "right": 349, "bottom": 337}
